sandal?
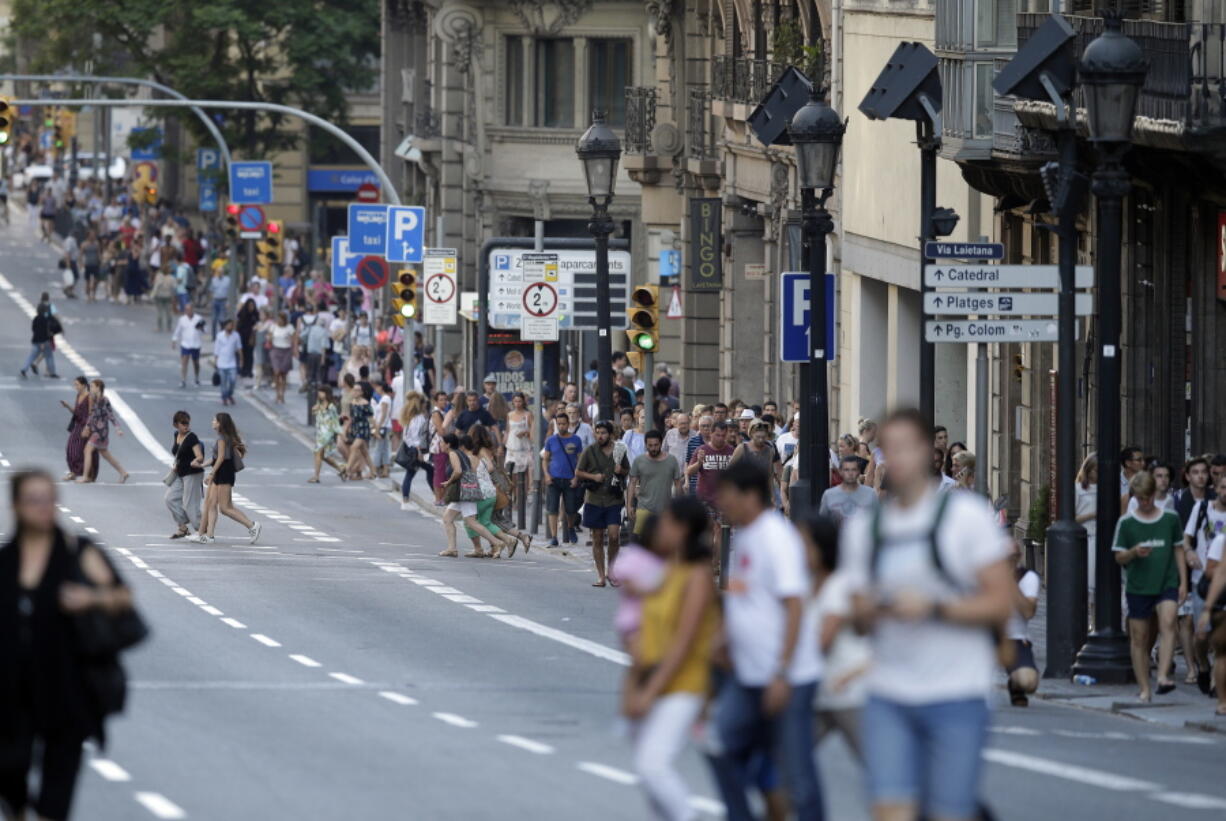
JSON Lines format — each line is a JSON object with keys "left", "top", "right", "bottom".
{"left": 307, "top": 477, "right": 320, "bottom": 484}
{"left": 464, "top": 550, "right": 488, "bottom": 559}
{"left": 520, "top": 533, "right": 532, "bottom": 553}
{"left": 505, "top": 538, "right": 518, "bottom": 559}
{"left": 592, "top": 580, "right": 607, "bottom": 588}
{"left": 438, "top": 549, "right": 458, "bottom": 558}
{"left": 1156, "top": 682, "right": 1176, "bottom": 696}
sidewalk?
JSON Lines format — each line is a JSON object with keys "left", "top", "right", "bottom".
{"left": 1019, "top": 593, "right": 1225, "bottom": 734}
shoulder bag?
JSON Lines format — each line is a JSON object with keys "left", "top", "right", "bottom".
{"left": 457, "top": 452, "right": 483, "bottom": 502}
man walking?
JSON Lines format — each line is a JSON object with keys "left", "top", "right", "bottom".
{"left": 213, "top": 319, "right": 242, "bottom": 406}
{"left": 172, "top": 302, "right": 204, "bottom": 388}
{"left": 709, "top": 459, "right": 823, "bottom": 820}
{"left": 575, "top": 421, "right": 630, "bottom": 587}
{"left": 819, "top": 455, "right": 878, "bottom": 523}
{"left": 209, "top": 263, "right": 231, "bottom": 337}
{"left": 627, "top": 430, "right": 683, "bottom": 538}
{"left": 542, "top": 411, "right": 583, "bottom": 547}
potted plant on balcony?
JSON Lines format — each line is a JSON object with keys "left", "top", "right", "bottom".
{"left": 771, "top": 19, "right": 823, "bottom": 82}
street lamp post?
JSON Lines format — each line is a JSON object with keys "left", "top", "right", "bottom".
{"left": 1073, "top": 13, "right": 1148, "bottom": 684}
{"left": 576, "top": 111, "right": 622, "bottom": 425}
{"left": 786, "top": 91, "right": 845, "bottom": 516}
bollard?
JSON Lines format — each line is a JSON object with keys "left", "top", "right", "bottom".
{"left": 719, "top": 524, "right": 731, "bottom": 590}
{"left": 516, "top": 470, "right": 527, "bottom": 531}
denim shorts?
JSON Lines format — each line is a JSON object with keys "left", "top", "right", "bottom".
{"left": 862, "top": 695, "right": 989, "bottom": 819}
{"left": 1125, "top": 587, "right": 1177, "bottom": 621}
{"left": 545, "top": 477, "right": 579, "bottom": 516}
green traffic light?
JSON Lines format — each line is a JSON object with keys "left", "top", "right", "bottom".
{"left": 0, "top": 133, "right": 8, "bottom": 145}
{"left": 633, "top": 332, "right": 657, "bottom": 351}
{"left": 400, "top": 303, "right": 417, "bottom": 318}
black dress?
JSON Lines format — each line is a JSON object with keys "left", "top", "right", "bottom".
{"left": 0, "top": 530, "right": 102, "bottom": 819}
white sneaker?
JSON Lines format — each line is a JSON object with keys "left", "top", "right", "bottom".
{"left": 248, "top": 521, "right": 262, "bottom": 544}
{"left": 187, "top": 533, "right": 206, "bottom": 543}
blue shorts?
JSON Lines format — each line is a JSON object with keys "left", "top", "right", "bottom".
{"left": 180, "top": 347, "right": 200, "bottom": 361}
{"left": 862, "top": 695, "right": 989, "bottom": 819}
{"left": 1126, "top": 588, "right": 1178, "bottom": 621}
{"left": 545, "top": 477, "right": 580, "bottom": 516}
{"left": 582, "top": 503, "right": 623, "bottom": 529}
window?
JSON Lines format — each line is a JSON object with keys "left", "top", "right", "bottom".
{"left": 973, "top": 62, "right": 995, "bottom": 139}
{"left": 506, "top": 37, "right": 525, "bottom": 126}
{"left": 975, "top": 0, "right": 1018, "bottom": 49}
{"left": 309, "top": 125, "right": 381, "bottom": 165}
{"left": 588, "top": 39, "right": 632, "bottom": 127}
{"left": 535, "top": 39, "right": 575, "bottom": 128}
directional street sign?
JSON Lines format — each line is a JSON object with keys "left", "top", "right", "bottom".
{"left": 488, "top": 247, "right": 632, "bottom": 331}
{"left": 924, "top": 241, "right": 1005, "bottom": 260}
{"left": 347, "top": 204, "right": 389, "bottom": 258}
{"left": 780, "top": 271, "right": 836, "bottom": 363}
{"left": 422, "top": 248, "right": 458, "bottom": 325}
{"left": 229, "top": 161, "right": 272, "bottom": 205}
{"left": 924, "top": 292, "right": 1093, "bottom": 317}
{"left": 925, "top": 319, "right": 1060, "bottom": 344}
{"left": 330, "top": 236, "right": 360, "bottom": 287}
{"left": 925, "top": 264, "right": 1094, "bottom": 290}
{"left": 355, "top": 255, "right": 390, "bottom": 290}
{"left": 385, "top": 206, "right": 426, "bottom": 263}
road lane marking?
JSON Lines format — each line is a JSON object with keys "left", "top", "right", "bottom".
{"left": 250, "top": 634, "right": 281, "bottom": 647}
{"left": 379, "top": 691, "right": 419, "bottom": 706}
{"left": 134, "top": 792, "right": 187, "bottom": 819}
{"left": 70, "top": 516, "right": 85, "bottom": 523}
{"left": 432, "top": 712, "right": 478, "bottom": 728}
{"left": 490, "top": 614, "right": 631, "bottom": 666}
{"left": 466, "top": 604, "right": 507, "bottom": 613}
{"left": 221, "top": 618, "right": 247, "bottom": 629}
{"left": 982, "top": 749, "right": 1159, "bottom": 791}
{"left": 186, "top": 597, "right": 207, "bottom": 606}
{"left": 688, "top": 796, "right": 725, "bottom": 815}
{"left": 85, "top": 527, "right": 99, "bottom": 534}
{"left": 289, "top": 654, "right": 322, "bottom": 668}
{"left": 1149, "top": 792, "right": 1226, "bottom": 810}
{"left": 200, "top": 606, "right": 224, "bottom": 616}
{"left": 989, "top": 726, "right": 1042, "bottom": 736}
{"left": 497, "top": 735, "right": 554, "bottom": 755}
{"left": 89, "top": 758, "right": 132, "bottom": 782}
{"left": 1145, "top": 734, "right": 1216, "bottom": 745}
{"left": 442, "top": 594, "right": 483, "bottom": 604}
{"left": 577, "top": 762, "right": 638, "bottom": 785}
{"left": 329, "top": 672, "right": 364, "bottom": 685}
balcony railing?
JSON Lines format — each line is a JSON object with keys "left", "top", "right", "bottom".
{"left": 711, "top": 55, "right": 789, "bottom": 106}
{"left": 1017, "top": 13, "right": 1226, "bottom": 128}
{"left": 624, "top": 86, "right": 656, "bottom": 156}
{"left": 688, "top": 88, "right": 715, "bottom": 160}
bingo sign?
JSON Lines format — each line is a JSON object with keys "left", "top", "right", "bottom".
{"left": 689, "top": 197, "right": 722, "bottom": 290}
{"left": 355, "top": 255, "right": 390, "bottom": 290}
{"left": 520, "top": 254, "right": 560, "bottom": 342}
{"left": 422, "top": 248, "right": 458, "bottom": 325}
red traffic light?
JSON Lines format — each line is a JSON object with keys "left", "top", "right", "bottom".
{"left": 267, "top": 221, "right": 282, "bottom": 234}
{"left": 225, "top": 203, "right": 241, "bottom": 216}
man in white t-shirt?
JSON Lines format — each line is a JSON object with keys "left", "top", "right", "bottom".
{"left": 171, "top": 302, "right": 205, "bottom": 388}
{"left": 709, "top": 459, "right": 822, "bottom": 820}
{"left": 844, "top": 408, "right": 1013, "bottom": 821}
{"left": 1005, "top": 540, "right": 1041, "bottom": 707}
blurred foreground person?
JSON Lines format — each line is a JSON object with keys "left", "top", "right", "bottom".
{"left": 846, "top": 409, "right": 1013, "bottom": 821}
{"left": 1, "top": 470, "right": 141, "bottom": 820}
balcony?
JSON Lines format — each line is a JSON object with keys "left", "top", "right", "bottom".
{"left": 1014, "top": 14, "right": 1226, "bottom": 143}
{"left": 711, "top": 56, "right": 788, "bottom": 107}
{"left": 624, "top": 86, "right": 656, "bottom": 156}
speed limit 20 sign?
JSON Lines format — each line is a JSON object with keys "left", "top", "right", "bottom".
{"left": 422, "top": 248, "right": 458, "bottom": 325}
{"left": 519, "top": 253, "right": 560, "bottom": 341}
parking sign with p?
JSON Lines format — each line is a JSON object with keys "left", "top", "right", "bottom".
{"left": 385, "top": 206, "right": 426, "bottom": 263}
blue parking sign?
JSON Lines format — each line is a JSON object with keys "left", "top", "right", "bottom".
{"left": 385, "top": 206, "right": 426, "bottom": 263}
{"left": 347, "top": 204, "right": 389, "bottom": 257}
{"left": 331, "top": 237, "right": 361, "bottom": 287}
{"left": 198, "top": 181, "right": 218, "bottom": 213}
{"left": 196, "top": 148, "right": 221, "bottom": 172}
{"left": 229, "top": 161, "right": 272, "bottom": 204}
{"left": 780, "top": 271, "right": 836, "bottom": 363}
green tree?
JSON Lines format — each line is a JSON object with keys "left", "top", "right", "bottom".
{"left": 10, "top": 0, "right": 380, "bottom": 156}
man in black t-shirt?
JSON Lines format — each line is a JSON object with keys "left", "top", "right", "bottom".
{"left": 455, "top": 391, "right": 500, "bottom": 447}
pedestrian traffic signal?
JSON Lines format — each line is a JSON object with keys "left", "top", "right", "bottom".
{"left": 392, "top": 269, "right": 418, "bottom": 324}
{"left": 225, "top": 204, "right": 241, "bottom": 239}
{"left": 0, "top": 97, "right": 13, "bottom": 146}
{"left": 625, "top": 284, "right": 659, "bottom": 353}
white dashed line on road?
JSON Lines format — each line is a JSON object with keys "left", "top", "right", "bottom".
{"left": 577, "top": 762, "right": 638, "bottom": 785}
{"left": 329, "top": 672, "right": 364, "bottom": 685}
{"left": 199, "top": 605, "right": 224, "bottom": 617}
{"left": 250, "top": 634, "right": 281, "bottom": 648}
{"left": 289, "top": 655, "right": 321, "bottom": 668}
{"left": 89, "top": 758, "right": 132, "bottom": 782}
{"left": 379, "top": 691, "right": 419, "bottom": 706}
{"left": 432, "top": 712, "right": 478, "bottom": 729}
{"left": 983, "top": 748, "right": 1158, "bottom": 791}
{"left": 134, "top": 791, "right": 187, "bottom": 819}
{"left": 220, "top": 618, "right": 247, "bottom": 629}
{"left": 1150, "top": 792, "right": 1226, "bottom": 810}
{"left": 497, "top": 735, "right": 554, "bottom": 755}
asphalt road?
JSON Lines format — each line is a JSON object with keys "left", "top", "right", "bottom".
{"left": 1, "top": 217, "right": 1224, "bottom": 820}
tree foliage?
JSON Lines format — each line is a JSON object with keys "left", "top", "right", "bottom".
{"left": 10, "top": 0, "right": 380, "bottom": 156}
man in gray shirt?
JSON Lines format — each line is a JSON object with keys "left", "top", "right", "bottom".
{"left": 819, "top": 455, "right": 878, "bottom": 523}
{"left": 627, "top": 430, "right": 683, "bottom": 538}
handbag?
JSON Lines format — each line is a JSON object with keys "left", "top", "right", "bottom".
{"left": 211, "top": 369, "right": 221, "bottom": 387}
{"left": 162, "top": 467, "right": 177, "bottom": 487}
{"left": 395, "top": 442, "right": 418, "bottom": 469}
{"left": 231, "top": 443, "right": 245, "bottom": 472}
{"left": 451, "top": 451, "right": 483, "bottom": 502}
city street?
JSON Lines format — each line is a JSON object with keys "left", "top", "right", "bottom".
{"left": 1, "top": 226, "right": 1224, "bottom": 820}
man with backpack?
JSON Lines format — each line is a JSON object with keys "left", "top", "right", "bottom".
{"left": 846, "top": 408, "right": 1014, "bottom": 821}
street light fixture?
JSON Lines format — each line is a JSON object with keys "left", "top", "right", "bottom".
{"left": 1073, "top": 11, "right": 1148, "bottom": 685}
{"left": 788, "top": 90, "right": 845, "bottom": 516}
{"left": 576, "top": 110, "right": 622, "bottom": 425}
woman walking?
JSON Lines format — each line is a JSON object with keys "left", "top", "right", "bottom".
{"left": 343, "top": 388, "right": 376, "bottom": 481}
{"left": 488, "top": 437, "right": 532, "bottom": 556}
{"left": 190, "top": 413, "right": 262, "bottom": 544}
{"left": 505, "top": 392, "right": 534, "bottom": 508}
{"left": 310, "top": 388, "right": 346, "bottom": 483}
{"left": 0, "top": 470, "right": 136, "bottom": 821}
{"left": 236, "top": 299, "right": 260, "bottom": 382}
{"left": 622, "top": 496, "right": 718, "bottom": 820}
{"left": 59, "top": 377, "right": 95, "bottom": 482}
{"left": 76, "top": 380, "right": 128, "bottom": 484}
{"left": 437, "top": 434, "right": 514, "bottom": 559}
{"left": 166, "top": 411, "right": 206, "bottom": 539}
{"left": 268, "top": 312, "right": 295, "bottom": 403}
{"left": 399, "top": 391, "right": 433, "bottom": 503}
{"left": 465, "top": 425, "right": 524, "bottom": 559}
{"left": 253, "top": 308, "right": 273, "bottom": 389}
{"left": 81, "top": 230, "right": 103, "bottom": 303}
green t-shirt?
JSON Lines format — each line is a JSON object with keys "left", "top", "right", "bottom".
{"left": 1112, "top": 509, "right": 1183, "bottom": 595}
{"left": 577, "top": 443, "right": 630, "bottom": 508}
{"left": 630, "top": 453, "right": 682, "bottom": 514}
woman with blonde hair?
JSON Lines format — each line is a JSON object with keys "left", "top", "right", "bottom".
{"left": 1076, "top": 452, "right": 1099, "bottom": 598}
{"left": 399, "top": 391, "right": 433, "bottom": 504}
{"left": 952, "top": 450, "right": 977, "bottom": 491}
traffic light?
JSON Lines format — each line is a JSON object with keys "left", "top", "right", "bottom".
{"left": 144, "top": 184, "right": 157, "bottom": 205}
{"left": 626, "top": 352, "right": 644, "bottom": 373}
{"left": 0, "top": 97, "right": 13, "bottom": 146}
{"left": 391, "top": 269, "right": 418, "bottom": 326}
{"left": 225, "top": 203, "right": 241, "bottom": 240}
{"left": 625, "top": 284, "right": 659, "bottom": 354}
{"left": 257, "top": 221, "right": 283, "bottom": 265}
{"left": 53, "top": 107, "right": 64, "bottom": 149}
{"left": 57, "top": 109, "right": 76, "bottom": 140}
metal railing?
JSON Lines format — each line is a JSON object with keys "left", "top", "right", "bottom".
{"left": 711, "top": 56, "right": 788, "bottom": 105}
{"left": 624, "top": 86, "right": 656, "bottom": 155}
{"left": 687, "top": 87, "right": 715, "bottom": 160}
{"left": 1017, "top": 13, "right": 1226, "bottom": 128}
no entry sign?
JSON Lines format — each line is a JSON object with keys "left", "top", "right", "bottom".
{"left": 356, "top": 182, "right": 380, "bottom": 203}
{"left": 355, "top": 255, "right": 390, "bottom": 290}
